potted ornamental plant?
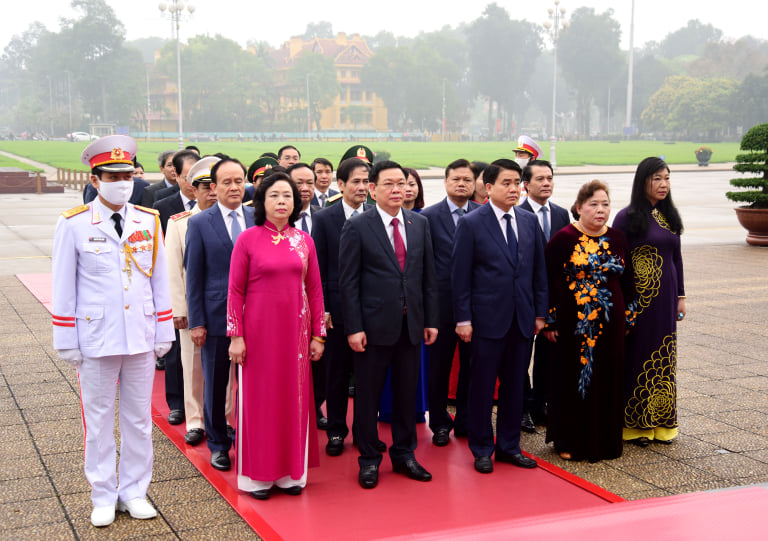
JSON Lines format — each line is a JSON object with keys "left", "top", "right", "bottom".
{"left": 727, "top": 123, "right": 768, "bottom": 246}
{"left": 695, "top": 146, "right": 713, "bottom": 166}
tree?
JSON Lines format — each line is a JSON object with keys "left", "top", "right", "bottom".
{"left": 733, "top": 72, "right": 768, "bottom": 132}
{"left": 467, "top": 3, "right": 542, "bottom": 137}
{"left": 557, "top": 7, "right": 624, "bottom": 137}
{"left": 287, "top": 53, "right": 340, "bottom": 132}
{"left": 302, "top": 22, "right": 334, "bottom": 40}
{"left": 728, "top": 123, "right": 768, "bottom": 208}
{"left": 688, "top": 37, "right": 768, "bottom": 81}
{"left": 658, "top": 19, "right": 722, "bottom": 58}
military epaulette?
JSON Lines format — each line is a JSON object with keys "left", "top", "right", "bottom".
{"left": 134, "top": 205, "right": 159, "bottom": 215}
{"left": 170, "top": 210, "right": 192, "bottom": 222}
{"left": 61, "top": 204, "right": 89, "bottom": 219}
{"left": 325, "top": 193, "right": 343, "bottom": 207}
{"left": 243, "top": 200, "right": 253, "bottom": 207}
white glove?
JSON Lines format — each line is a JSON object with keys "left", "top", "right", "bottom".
{"left": 154, "top": 342, "right": 173, "bottom": 358}
{"left": 57, "top": 349, "right": 83, "bottom": 367}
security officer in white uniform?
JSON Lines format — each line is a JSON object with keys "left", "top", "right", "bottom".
{"left": 51, "top": 135, "right": 175, "bottom": 527}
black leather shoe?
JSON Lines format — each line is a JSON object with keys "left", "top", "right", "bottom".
{"left": 317, "top": 414, "right": 328, "bottom": 430}
{"left": 326, "top": 436, "right": 344, "bottom": 456}
{"left": 168, "top": 409, "right": 185, "bottom": 425}
{"left": 211, "top": 451, "right": 231, "bottom": 471}
{"left": 521, "top": 411, "right": 536, "bottom": 433}
{"left": 358, "top": 464, "right": 379, "bottom": 489}
{"left": 629, "top": 437, "right": 650, "bottom": 447}
{"left": 348, "top": 385, "right": 355, "bottom": 397}
{"left": 184, "top": 428, "right": 205, "bottom": 446}
{"left": 281, "top": 485, "right": 302, "bottom": 496}
{"left": 249, "top": 489, "right": 270, "bottom": 500}
{"left": 155, "top": 356, "right": 165, "bottom": 370}
{"left": 496, "top": 451, "right": 537, "bottom": 469}
{"left": 432, "top": 428, "right": 450, "bottom": 447}
{"left": 393, "top": 459, "right": 432, "bottom": 481}
{"left": 474, "top": 456, "right": 493, "bottom": 473}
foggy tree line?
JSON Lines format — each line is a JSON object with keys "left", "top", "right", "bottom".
{"left": 1, "top": 0, "right": 766, "bottom": 139}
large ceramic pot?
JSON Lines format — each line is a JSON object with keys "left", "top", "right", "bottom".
{"left": 734, "top": 207, "right": 768, "bottom": 246}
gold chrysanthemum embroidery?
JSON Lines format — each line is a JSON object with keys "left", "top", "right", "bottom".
{"left": 631, "top": 245, "right": 662, "bottom": 315}
{"left": 624, "top": 334, "right": 677, "bottom": 429}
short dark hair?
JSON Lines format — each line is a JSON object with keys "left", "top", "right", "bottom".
{"left": 522, "top": 159, "right": 553, "bottom": 184}
{"left": 311, "top": 157, "right": 333, "bottom": 172}
{"left": 185, "top": 145, "right": 201, "bottom": 155}
{"left": 337, "top": 158, "right": 370, "bottom": 184}
{"left": 445, "top": 158, "right": 472, "bottom": 179}
{"left": 286, "top": 162, "right": 316, "bottom": 181}
{"left": 210, "top": 158, "right": 247, "bottom": 184}
{"left": 484, "top": 159, "right": 522, "bottom": 185}
{"left": 172, "top": 149, "right": 199, "bottom": 176}
{"left": 404, "top": 168, "right": 425, "bottom": 210}
{"left": 369, "top": 160, "right": 407, "bottom": 185}
{"left": 158, "top": 150, "right": 175, "bottom": 168}
{"left": 252, "top": 172, "right": 302, "bottom": 226}
{"left": 134, "top": 162, "right": 144, "bottom": 170}
{"left": 260, "top": 152, "right": 278, "bottom": 160}
{"left": 469, "top": 161, "right": 488, "bottom": 180}
{"left": 278, "top": 145, "right": 300, "bottom": 159}
{"left": 570, "top": 180, "right": 610, "bottom": 220}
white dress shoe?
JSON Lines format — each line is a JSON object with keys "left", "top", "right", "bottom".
{"left": 91, "top": 505, "right": 115, "bottom": 527}
{"left": 117, "top": 498, "right": 157, "bottom": 519}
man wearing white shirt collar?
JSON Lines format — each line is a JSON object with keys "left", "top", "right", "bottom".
{"left": 519, "top": 159, "right": 571, "bottom": 430}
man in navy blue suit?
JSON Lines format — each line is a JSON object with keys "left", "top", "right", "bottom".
{"left": 310, "top": 157, "right": 339, "bottom": 207}
{"left": 339, "top": 160, "right": 439, "bottom": 489}
{"left": 451, "top": 158, "right": 548, "bottom": 474}
{"left": 312, "top": 157, "right": 372, "bottom": 456}
{"left": 421, "top": 158, "right": 480, "bottom": 446}
{"left": 519, "top": 159, "right": 571, "bottom": 429}
{"left": 185, "top": 158, "right": 254, "bottom": 472}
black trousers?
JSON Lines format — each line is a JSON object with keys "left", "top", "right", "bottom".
{"left": 354, "top": 317, "right": 420, "bottom": 467}
{"left": 325, "top": 323, "right": 355, "bottom": 439}
{"left": 164, "top": 329, "right": 184, "bottom": 412}
{"left": 427, "top": 324, "right": 471, "bottom": 434}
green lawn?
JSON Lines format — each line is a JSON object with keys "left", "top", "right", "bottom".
{"left": 0, "top": 140, "right": 739, "bottom": 172}
{"left": 0, "top": 153, "right": 43, "bottom": 172}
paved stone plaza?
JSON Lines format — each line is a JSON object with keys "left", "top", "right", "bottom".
{"left": 1, "top": 164, "right": 767, "bottom": 538}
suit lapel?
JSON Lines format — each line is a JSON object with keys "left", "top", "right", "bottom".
{"left": 402, "top": 209, "right": 417, "bottom": 273}
{"left": 210, "top": 206, "right": 234, "bottom": 252}
{"left": 365, "top": 210, "right": 401, "bottom": 273}
{"left": 438, "top": 199, "right": 456, "bottom": 237}
{"left": 243, "top": 205, "right": 255, "bottom": 228}
{"left": 480, "top": 205, "right": 515, "bottom": 266}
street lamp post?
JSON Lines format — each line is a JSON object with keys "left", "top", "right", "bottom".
{"left": 543, "top": 0, "right": 568, "bottom": 169}
{"left": 158, "top": 1, "right": 195, "bottom": 150}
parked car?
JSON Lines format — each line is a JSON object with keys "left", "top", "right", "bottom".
{"left": 69, "top": 132, "right": 99, "bottom": 142}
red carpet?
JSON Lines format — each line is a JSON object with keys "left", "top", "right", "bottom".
{"left": 23, "top": 272, "right": 768, "bottom": 539}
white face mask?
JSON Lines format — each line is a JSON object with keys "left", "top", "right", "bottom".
{"left": 98, "top": 180, "right": 134, "bottom": 207}
{"left": 515, "top": 158, "right": 529, "bottom": 170}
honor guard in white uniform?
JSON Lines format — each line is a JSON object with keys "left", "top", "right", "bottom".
{"left": 165, "top": 156, "right": 235, "bottom": 446}
{"left": 51, "top": 135, "right": 175, "bottom": 527}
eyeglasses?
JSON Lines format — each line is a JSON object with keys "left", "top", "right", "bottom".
{"left": 379, "top": 182, "right": 406, "bottom": 191}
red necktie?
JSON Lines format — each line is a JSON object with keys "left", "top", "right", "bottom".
{"left": 391, "top": 217, "right": 406, "bottom": 271}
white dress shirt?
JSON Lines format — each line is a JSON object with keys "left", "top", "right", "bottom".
{"left": 376, "top": 205, "right": 407, "bottom": 250}
{"left": 341, "top": 199, "right": 364, "bottom": 220}
{"left": 488, "top": 200, "right": 518, "bottom": 242}
{"left": 525, "top": 198, "right": 551, "bottom": 235}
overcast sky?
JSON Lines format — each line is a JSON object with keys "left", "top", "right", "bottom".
{"left": 4, "top": 0, "right": 765, "bottom": 53}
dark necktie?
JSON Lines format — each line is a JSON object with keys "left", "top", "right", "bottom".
{"left": 391, "top": 217, "right": 406, "bottom": 272}
{"left": 188, "top": 200, "right": 196, "bottom": 210}
{"left": 453, "top": 207, "right": 465, "bottom": 227}
{"left": 541, "top": 206, "right": 551, "bottom": 241}
{"left": 111, "top": 213, "right": 122, "bottom": 238}
{"left": 229, "top": 210, "right": 242, "bottom": 244}
{"left": 300, "top": 211, "right": 309, "bottom": 233}
{"left": 503, "top": 213, "right": 518, "bottom": 265}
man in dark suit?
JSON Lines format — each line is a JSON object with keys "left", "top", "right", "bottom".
{"left": 185, "top": 158, "right": 255, "bottom": 472}
{"left": 420, "top": 158, "right": 480, "bottom": 447}
{"left": 518, "top": 159, "right": 570, "bottom": 429}
{"left": 310, "top": 157, "right": 339, "bottom": 207}
{"left": 452, "top": 159, "right": 548, "bottom": 474}
{"left": 312, "top": 158, "right": 372, "bottom": 456}
{"left": 141, "top": 150, "right": 177, "bottom": 207}
{"left": 154, "top": 150, "right": 199, "bottom": 234}
{"left": 339, "top": 160, "right": 439, "bottom": 489}
{"left": 151, "top": 149, "right": 199, "bottom": 429}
